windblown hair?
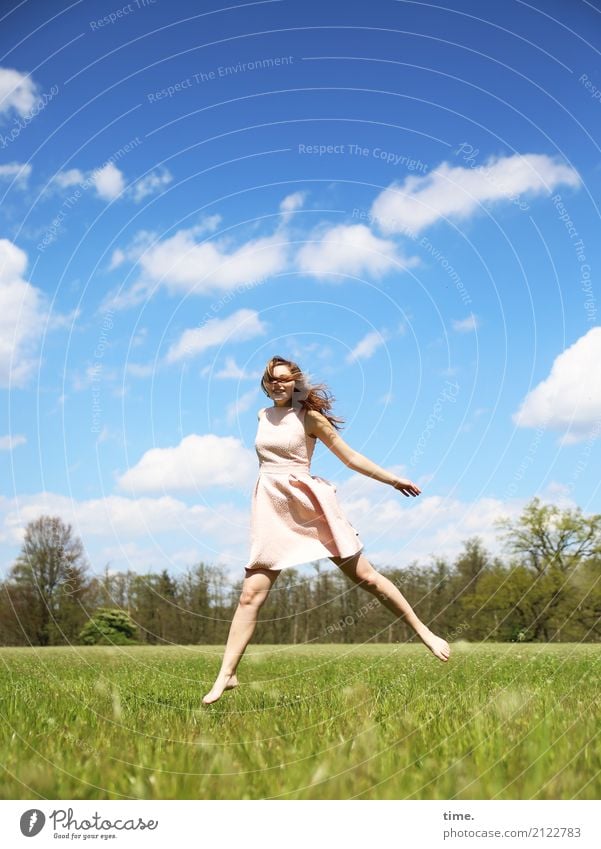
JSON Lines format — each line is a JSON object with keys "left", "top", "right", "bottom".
{"left": 260, "top": 355, "right": 346, "bottom": 431}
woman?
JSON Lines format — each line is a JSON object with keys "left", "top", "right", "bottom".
{"left": 202, "top": 356, "right": 450, "bottom": 704}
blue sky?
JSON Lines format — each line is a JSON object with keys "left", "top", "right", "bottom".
{"left": 1, "top": 0, "right": 600, "bottom": 579}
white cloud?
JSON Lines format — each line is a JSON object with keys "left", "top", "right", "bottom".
{"left": 296, "top": 223, "right": 419, "bottom": 279}
{"left": 107, "top": 220, "right": 222, "bottom": 274}
{"left": 0, "top": 162, "right": 32, "bottom": 186}
{"left": 166, "top": 308, "right": 267, "bottom": 364}
{"left": 71, "top": 363, "right": 111, "bottom": 392}
{"left": 0, "top": 434, "right": 26, "bottom": 451}
{"left": 102, "top": 201, "right": 421, "bottom": 311}
{"left": 101, "top": 192, "right": 421, "bottom": 311}
{"left": 0, "top": 478, "right": 583, "bottom": 577}
{"left": 512, "top": 326, "right": 601, "bottom": 444}
{"left": 225, "top": 386, "right": 260, "bottom": 425}
{"left": 93, "top": 162, "right": 125, "bottom": 201}
{"left": 213, "top": 356, "right": 261, "bottom": 379}
{"left": 130, "top": 168, "right": 173, "bottom": 203}
{"left": 370, "top": 153, "right": 581, "bottom": 235}
{"left": 346, "top": 329, "right": 390, "bottom": 362}
{"left": 126, "top": 362, "right": 155, "bottom": 378}
{"left": 141, "top": 230, "right": 286, "bottom": 295}
{"left": 117, "top": 433, "right": 257, "bottom": 493}
{"left": 0, "top": 239, "right": 46, "bottom": 387}
{"left": 52, "top": 165, "right": 173, "bottom": 205}
{"left": 108, "top": 248, "right": 125, "bottom": 269}
{"left": 108, "top": 229, "right": 158, "bottom": 270}
{"left": 279, "top": 191, "right": 306, "bottom": 224}
{"left": 103, "top": 225, "right": 286, "bottom": 309}
{"left": 131, "top": 327, "right": 148, "bottom": 347}
{"left": 280, "top": 191, "right": 306, "bottom": 212}
{"left": 0, "top": 67, "right": 38, "bottom": 118}
{"left": 47, "top": 306, "right": 81, "bottom": 331}
{"left": 53, "top": 168, "right": 85, "bottom": 189}
{"left": 452, "top": 314, "right": 479, "bottom": 332}
{"left": 214, "top": 356, "right": 246, "bottom": 379}
{"left": 52, "top": 163, "right": 125, "bottom": 201}
{"left": 335, "top": 471, "right": 551, "bottom": 564}
{"left": 0, "top": 490, "right": 251, "bottom": 549}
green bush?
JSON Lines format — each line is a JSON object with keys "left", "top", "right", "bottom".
{"left": 78, "top": 608, "right": 139, "bottom": 645}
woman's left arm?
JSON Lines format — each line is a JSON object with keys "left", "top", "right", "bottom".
{"left": 306, "top": 410, "right": 421, "bottom": 496}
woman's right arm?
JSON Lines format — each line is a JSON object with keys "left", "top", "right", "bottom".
{"left": 305, "top": 410, "right": 421, "bottom": 495}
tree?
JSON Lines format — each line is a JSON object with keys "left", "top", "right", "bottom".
{"left": 448, "top": 537, "right": 489, "bottom": 636}
{"left": 494, "top": 496, "right": 601, "bottom": 575}
{"left": 454, "top": 537, "right": 489, "bottom": 588}
{"left": 8, "top": 515, "right": 90, "bottom": 645}
{"left": 569, "top": 557, "right": 601, "bottom": 639}
{"left": 79, "top": 608, "right": 138, "bottom": 645}
{"left": 493, "top": 498, "right": 601, "bottom": 640}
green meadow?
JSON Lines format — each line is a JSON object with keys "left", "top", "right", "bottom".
{"left": 0, "top": 643, "right": 599, "bottom": 800}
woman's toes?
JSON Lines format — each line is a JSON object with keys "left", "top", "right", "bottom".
{"left": 202, "top": 674, "right": 238, "bottom": 704}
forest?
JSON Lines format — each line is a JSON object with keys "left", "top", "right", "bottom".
{"left": 1, "top": 496, "right": 600, "bottom": 646}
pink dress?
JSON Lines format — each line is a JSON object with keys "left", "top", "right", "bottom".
{"left": 244, "top": 405, "right": 364, "bottom": 571}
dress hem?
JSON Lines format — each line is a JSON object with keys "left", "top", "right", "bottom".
{"left": 244, "top": 542, "right": 364, "bottom": 573}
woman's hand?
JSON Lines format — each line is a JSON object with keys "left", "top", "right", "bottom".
{"left": 391, "top": 477, "right": 422, "bottom": 497}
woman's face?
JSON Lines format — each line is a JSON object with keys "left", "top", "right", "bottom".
{"left": 265, "top": 364, "right": 296, "bottom": 406}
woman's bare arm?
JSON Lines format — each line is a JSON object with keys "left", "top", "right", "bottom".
{"left": 305, "top": 410, "right": 421, "bottom": 496}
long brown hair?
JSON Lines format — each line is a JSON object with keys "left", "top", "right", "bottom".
{"left": 261, "top": 355, "right": 346, "bottom": 431}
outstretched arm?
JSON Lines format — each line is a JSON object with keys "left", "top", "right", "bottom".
{"left": 305, "top": 410, "right": 421, "bottom": 497}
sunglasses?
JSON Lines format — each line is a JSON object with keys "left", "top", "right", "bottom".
{"left": 265, "top": 376, "right": 296, "bottom": 385}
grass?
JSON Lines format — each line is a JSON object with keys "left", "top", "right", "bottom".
{"left": 0, "top": 642, "right": 599, "bottom": 799}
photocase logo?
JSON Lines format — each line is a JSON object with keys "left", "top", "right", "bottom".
{"left": 18, "top": 806, "right": 158, "bottom": 837}
{"left": 20, "top": 809, "right": 46, "bottom": 836}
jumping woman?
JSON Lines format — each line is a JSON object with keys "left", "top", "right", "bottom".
{"left": 202, "top": 355, "right": 450, "bottom": 704}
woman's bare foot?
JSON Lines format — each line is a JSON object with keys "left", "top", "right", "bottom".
{"left": 414, "top": 625, "right": 451, "bottom": 662}
{"left": 202, "top": 672, "right": 239, "bottom": 705}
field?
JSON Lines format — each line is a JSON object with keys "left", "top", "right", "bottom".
{"left": 0, "top": 643, "right": 599, "bottom": 799}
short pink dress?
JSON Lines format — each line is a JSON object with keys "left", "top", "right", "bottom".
{"left": 244, "top": 405, "right": 364, "bottom": 571}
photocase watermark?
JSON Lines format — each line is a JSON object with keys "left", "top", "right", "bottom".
{"left": 350, "top": 207, "right": 473, "bottom": 306}
{"left": 578, "top": 73, "right": 601, "bottom": 103}
{"left": 298, "top": 142, "right": 428, "bottom": 172}
{"left": 0, "top": 83, "right": 59, "bottom": 149}
{"left": 454, "top": 142, "right": 531, "bottom": 212}
{"left": 551, "top": 193, "right": 596, "bottom": 322}
{"left": 146, "top": 55, "right": 294, "bottom": 102}
{"left": 408, "top": 380, "right": 460, "bottom": 467}
{"left": 446, "top": 621, "right": 470, "bottom": 641}
{"left": 37, "top": 135, "right": 143, "bottom": 253}
{"left": 60, "top": 728, "right": 97, "bottom": 757}
{"left": 48, "top": 808, "right": 158, "bottom": 834}
{"left": 91, "top": 309, "right": 115, "bottom": 434}
{"left": 89, "top": 0, "right": 157, "bottom": 30}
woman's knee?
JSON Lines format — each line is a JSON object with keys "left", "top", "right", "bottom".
{"left": 240, "top": 568, "right": 277, "bottom": 605}
{"left": 335, "top": 554, "right": 380, "bottom": 588}
{"left": 240, "top": 584, "right": 272, "bottom": 606}
{"left": 356, "top": 567, "right": 380, "bottom": 589}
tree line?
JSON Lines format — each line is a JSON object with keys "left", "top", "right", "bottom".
{"left": 0, "top": 497, "right": 600, "bottom": 646}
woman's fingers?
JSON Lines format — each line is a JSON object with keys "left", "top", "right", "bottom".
{"left": 393, "top": 479, "right": 421, "bottom": 496}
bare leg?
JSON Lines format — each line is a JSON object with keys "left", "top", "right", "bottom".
{"left": 202, "top": 567, "right": 280, "bottom": 704}
{"left": 330, "top": 551, "right": 451, "bottom": 662}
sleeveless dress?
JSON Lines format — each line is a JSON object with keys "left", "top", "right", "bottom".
{"left": 243, "top": 405, "right": 364, "bottom": 571}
